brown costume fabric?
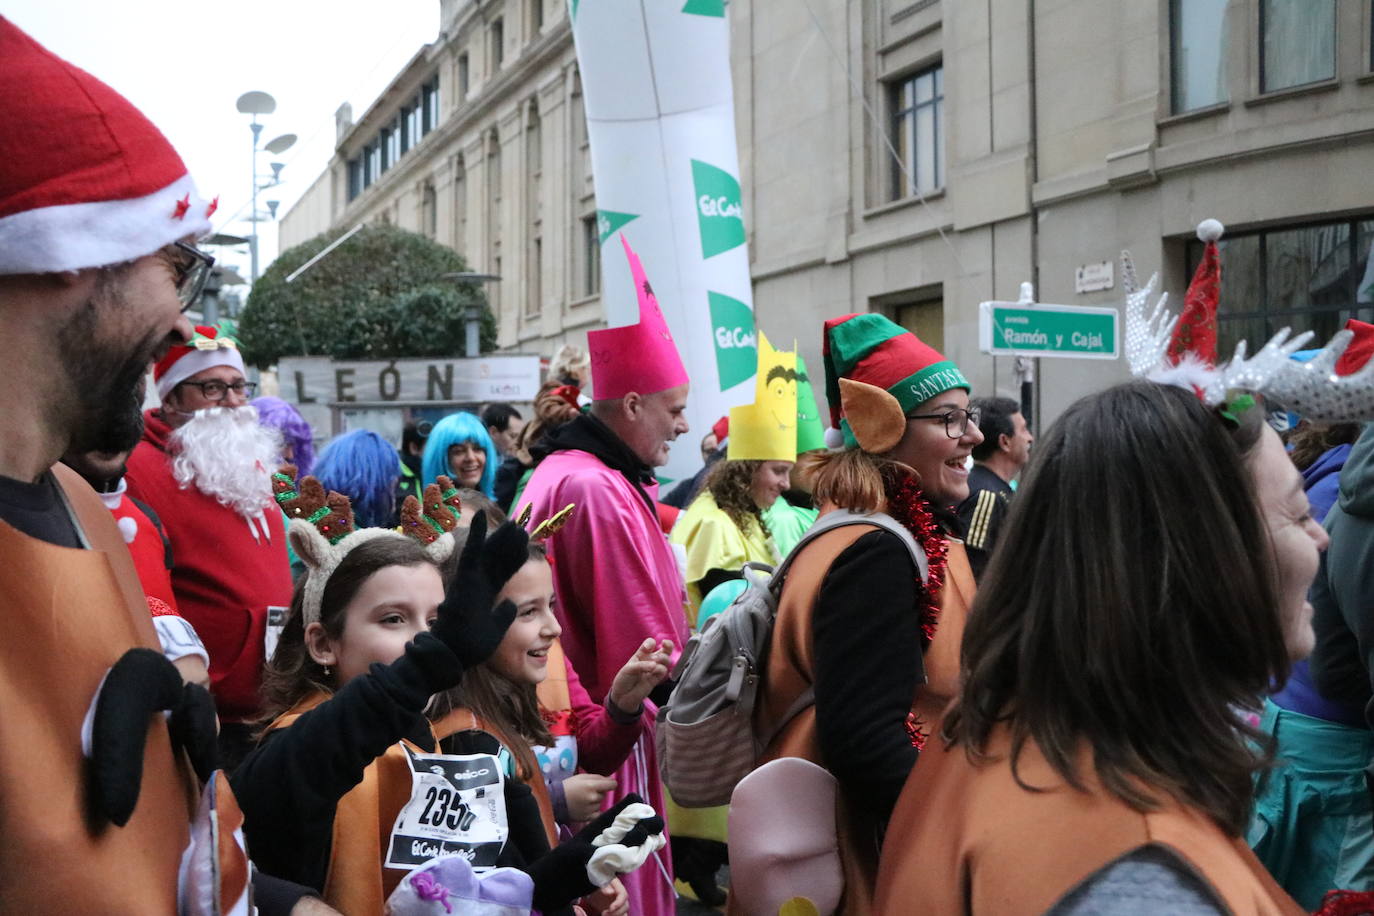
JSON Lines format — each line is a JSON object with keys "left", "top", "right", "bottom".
{"left": 270, "top": 692, "right": 434, "bottom": 916}
{"left": 0, "top": 464, "right": 196, "bottom": 913}
{"left": 740, "top": 522, "right": 975, "bottom": 916}
{"left": 433, "top": 706, "right": 559, "bottom": 848}
{"left": 873, "top": 726, "right": 1305, "bottom": 916}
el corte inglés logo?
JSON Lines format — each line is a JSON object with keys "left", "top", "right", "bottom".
{"left": 691, "top": 159, "right": 746, "bottom": 259}
{"left": 708, "top": 291, "right": 757, "bottom": 389}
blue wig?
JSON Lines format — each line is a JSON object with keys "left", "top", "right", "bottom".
{"left": 252, "top": 396, "right": 315, "bottom": 477}
{"left": 422, "top": 411, "right": 498, "bottom": 498}
{"left": 314, "top": 429, "right": 401, "bottom": 529}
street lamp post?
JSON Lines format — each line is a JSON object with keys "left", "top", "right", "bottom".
{"left": 441, "top": 272, "right": 501, "bottom": 357}
{"left": 235, "top": 91, "right": 296, "bottom": 282}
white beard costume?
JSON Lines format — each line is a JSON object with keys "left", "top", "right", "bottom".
{"left": 169, "top": 406, "right": 283, "bottom": 542}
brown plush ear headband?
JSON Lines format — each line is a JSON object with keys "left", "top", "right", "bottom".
{"left": 274, "top": 466, "right": 457, "bottom": 626}
{"left": 838, "top": 378, "right": 906, "bottom": 453}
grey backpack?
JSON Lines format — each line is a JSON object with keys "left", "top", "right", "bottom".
{"left": 656, "top": 510, "right": 928, "bottom": 808}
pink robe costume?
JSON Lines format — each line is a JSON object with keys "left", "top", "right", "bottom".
{"left": 521, "top": 448, "right": 688, "bottom": 916}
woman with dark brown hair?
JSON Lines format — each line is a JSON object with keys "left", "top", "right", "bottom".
{"left": 736, "top": 313, "right": 983, "bottom": 916}
{"left": 874, "top": 381, "right": 1327, "bottom": 915}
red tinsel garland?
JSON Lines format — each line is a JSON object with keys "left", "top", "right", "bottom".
{"left": 882, "top": 467, "right": 951, "bottom": 750}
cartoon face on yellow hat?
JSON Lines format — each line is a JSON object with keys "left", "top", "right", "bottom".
{"left": 728, "top": 332, "right": 798, "bottom": 463}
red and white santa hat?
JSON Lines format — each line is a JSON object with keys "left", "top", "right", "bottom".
{"left": 153, "top": 324, "right": 246, "bottom": 400}
{"left": 0, "top": 18, "right": 215, "bottom": 275}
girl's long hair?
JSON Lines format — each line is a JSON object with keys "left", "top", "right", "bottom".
{"left": 314, "top": 428, "right": 400, "bottom": 528}
{"left": 943, "top": 381, "right": 1285, "bottom": 835}
{"left": 422, "top": 411, "right": 499, "bottom": 498}
{"left": 257, "top": 536, "right": 437, "bottom": 731}
{"left": 703, "top": 459, "right": 770, "bottom": 539}
{"left": 431, "top": 542, "right": 554, "bottom": 782}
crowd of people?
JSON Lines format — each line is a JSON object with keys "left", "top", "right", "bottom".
{"left": 7, "top": 15, "right": 1374, "bottom": 916}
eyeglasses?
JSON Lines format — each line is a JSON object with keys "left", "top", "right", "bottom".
{"left": 177, "top": 379, "right": 256, "bottom": 401}
{"left": 170, "top": 242, "right": 215, "bottom": 312}
{"left": 906, "top": 406, "right": 982, "bottom": 439}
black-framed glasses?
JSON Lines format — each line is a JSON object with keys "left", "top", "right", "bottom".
{"left": 171, "top": 242, "right": 215, "bottom": 312}
{"left": 177, "top": 379, "right": 256, "bottom": 401}
{"left": 906, "top": 406, "right": 981, "bottom": 439}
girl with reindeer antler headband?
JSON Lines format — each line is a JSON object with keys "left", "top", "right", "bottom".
{"left": 427, "top": 501, "right": 674, "bottom": 887}
{"left": 231, "top": 469, "right": 666, "bottom": 916}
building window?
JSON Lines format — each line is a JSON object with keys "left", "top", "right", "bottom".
{"left": 528, "top": 0, "right": 544, "bottom": 36}
{"left": 581, "top": 215, "right": 600, "bottom": 297}
{"left": 365, "top": 141, "right": 381, "bottom": 186}
{"left": 379, "top": 126, "right": 393, "bottom": 172}
{"left": 401, "top": 104, "right": 416, "bottom": 153}
{"left": 1260, "top": 0, "right": 1336, "bottom": 93}
{"left": 386, "top": 118, "right": 402, "bottom": 167}
{"left": 458, "top": 53, "right": 470, "bottom": 100}
{"left": 1189, "top": 216, "right": 1374, "bottom": 364}
{"left": 490, "top": 18, "right": 505, "bottom": 71}
{"left": 347, "top": 157, "right": 363, "bottom": 201}
{"left": 422, "top": 79, "right": 440, "bottom": 134}
{"left": 889, "top": 64, "right": 943, "bottom": 200}
{"left": 527, "top": 237, "right": 542, "bottom": 316}
{"left": 1169, "top": 0, "right": 1230, "bottom": 112}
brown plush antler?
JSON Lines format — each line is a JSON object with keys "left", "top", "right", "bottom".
{"left": 275, "top": 466, "right": 355, "bottom": 545}
{"left": 434, "top": 475, "right": 463, "bottom": 524}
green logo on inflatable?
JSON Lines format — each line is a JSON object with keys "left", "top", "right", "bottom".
{"left": 708, "top": 292, "right": 757, "bottom": 390}
{"left": 691, "top": 160, "right": 746, "bottom": 259}
{"left": 596, "top": 209, "right": 639, "bottom": 244}
{"left": 682, "top": 0, "right": 726, "bottom": 16}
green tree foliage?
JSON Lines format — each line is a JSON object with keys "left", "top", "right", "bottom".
{"left": 238, "top": 225, "right": 497, "bottom": 367}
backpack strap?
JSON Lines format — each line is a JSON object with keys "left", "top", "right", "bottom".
{"left": 768, "top": 508, "right": 928, "bottom": 592}
{"left": 755, "top": 509, "right": 931, "bottom": 748}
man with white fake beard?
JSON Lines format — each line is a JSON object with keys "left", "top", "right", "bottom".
{"left": 125, "top": 323, "right": 294, "bottom": 769}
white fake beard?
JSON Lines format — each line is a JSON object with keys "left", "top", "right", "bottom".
{"left": 169, "top": 406, "right": 282, "bottom": 520}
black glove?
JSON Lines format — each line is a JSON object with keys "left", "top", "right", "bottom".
{"left": 526, "top": 793, "right": 667, "bottom": 911}
{"left": 430, "top": 513, "right": 528, "bottom": 670}
{"left": 89, "top": 648, "right": 188, "bottom": 826}
{"left": 167, "top": 682, "right": 220, "bottom": 784}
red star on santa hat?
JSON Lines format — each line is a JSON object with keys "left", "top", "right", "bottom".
{"left": 172, "top": 194, "right": 191, "bottom": 220}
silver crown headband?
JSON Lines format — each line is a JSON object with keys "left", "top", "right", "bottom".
{"left": 1121, "top": 250, "right": 1374, "bottom": 423}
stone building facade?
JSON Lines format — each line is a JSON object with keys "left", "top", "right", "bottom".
{"left": 282, "top": 0, "right": 1374, "bottom": 426}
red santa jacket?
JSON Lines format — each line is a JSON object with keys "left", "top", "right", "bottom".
{"left": 124, "top": 409, "right": 292, "bottom": 722}
{"left": 99, "top": 480, "right": 179, "bottom": 610}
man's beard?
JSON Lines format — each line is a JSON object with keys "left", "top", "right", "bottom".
{"left": 169, "top": 406, "right": 282, "bottom": 519}
{"left": 58, "top": 277, "right": 161, "bottom": 455}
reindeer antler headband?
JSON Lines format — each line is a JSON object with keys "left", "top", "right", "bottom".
{"left": 274, "top": 466, "right": 461, "bottom": 626}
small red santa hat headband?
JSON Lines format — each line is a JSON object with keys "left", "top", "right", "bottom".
{"left": 1124, "top": 220, "right": 1374, "bottom": 422}
{"left": 0, "top": 18, "right": 215, "bottom": 275}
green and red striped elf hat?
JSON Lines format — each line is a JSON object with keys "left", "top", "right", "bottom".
{"left": 822, "top": 313, "right": 969, "bottom": 452}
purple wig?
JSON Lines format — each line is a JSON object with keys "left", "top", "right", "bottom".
{"left": 251, "top": 396, "right": 316, "bottom": 476}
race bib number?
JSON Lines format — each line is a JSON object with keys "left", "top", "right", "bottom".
{"left": 263, "top": 606, "right": 287, "bottom": 665}
{"left": 385, "top": 746, "right": 508, "bottom": 872}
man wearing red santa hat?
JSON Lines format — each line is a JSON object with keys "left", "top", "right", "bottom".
{"left": 0, "top": 16, "right": 327, "bottom": 914}
{"left": 125, "top": 321, "right": 295, "bottom": 768}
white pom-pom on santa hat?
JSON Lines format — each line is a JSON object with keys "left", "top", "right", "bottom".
{"left": 824, "top": 427, "right": 845, "bottom": 449}
{"left": 1196, "top": 219, "right": 1225, "bottom": 243}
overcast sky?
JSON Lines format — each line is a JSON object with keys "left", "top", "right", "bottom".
{"left": 8, "top": 0, "right": 439, "bottom": 281}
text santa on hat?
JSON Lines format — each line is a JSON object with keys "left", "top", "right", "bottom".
{"left": 0, "top": 17, "right": 214, "bottom": 275}
{"left": 822, "top": 313, "right": 970, "bottom": 453}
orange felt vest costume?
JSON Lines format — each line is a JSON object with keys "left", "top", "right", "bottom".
{"left": 0, "top": 464, "right": 197, "bottom": 913}
{"left": 741, "top": 523, "right": 976, "bottom": 916}
{"left": 874, "top": 727, "right": 1306, "bottom": 916}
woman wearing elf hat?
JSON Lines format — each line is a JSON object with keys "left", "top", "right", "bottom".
{"left": 740, "top": 313, "right": 982, "bottom": 915}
